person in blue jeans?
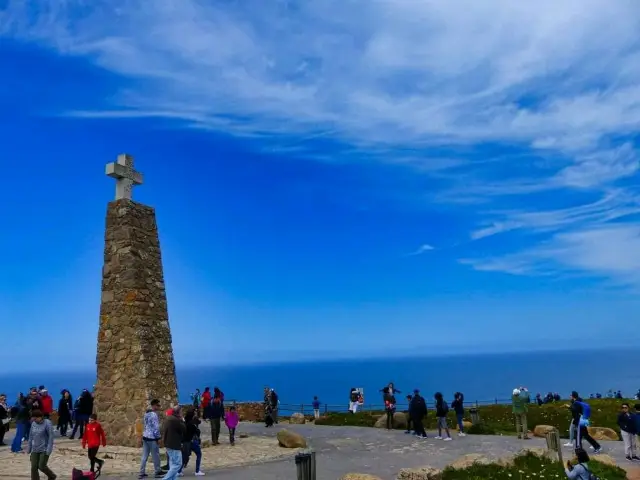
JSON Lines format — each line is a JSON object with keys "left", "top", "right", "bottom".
{"left": 161, "top": 407, "right": 186, "bottom": 480}
{"left": 452, "top": 392, "right": 466, "bottom": 437}
{"left": 11, "top": 397, "right": 30, "bottom": 453}
{"left": 139, "top": 399, "right": 163, "bottom": 479}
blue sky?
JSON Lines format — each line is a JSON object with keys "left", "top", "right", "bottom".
{"left": 1, "top": 0, "right": 640, "bottom": 372}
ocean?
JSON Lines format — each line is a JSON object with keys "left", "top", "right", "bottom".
{"left": 1, "top": 349, "right": 638, "bottom": 412}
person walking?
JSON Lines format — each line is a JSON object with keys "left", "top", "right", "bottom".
{"left": 27, "top": 410, "right": 56, "bottom": 480}
{"left": 225, "top": 406, "right": 239, "bottom": 446}
{"left": 82, "top": 414, "right": 106, "bottom": 474}
{"left": 434, "top": 392, "right": 452, "bottom": 441}
{"left": 161, "top": 407, "right": 186, "bottom": 480}
{"left": 512, "top": 388, "right": 530, "bottom": 440}
{"left": 617, "top": 403, "right": 639, "bottom": 461}
{"left": 404, "top": 394, "right": 414, "bottom": 434}
{"left": 139, "top": 399, "right": 163, "bottom": 479}
{"left": 570, "top": 391, "right": 601, "bottom": 453}
{"left": 70, "top": 390, "right": 93, "bottom": 440}
{"left": 11, "top": 397, "right": 29, "bottom": 453}
{"left": 452, "top": 392, "right": 466, "bottom": 437}
{"left": 269, "top": 389, "right": 279, "bottom": 424}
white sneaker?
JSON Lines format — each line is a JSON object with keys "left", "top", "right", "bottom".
{"left": 590, "top": 446, "right": 595, "bottom": 450}
{"left": 195, "top": 472, "right": 205, "bottom": 476}
{"left": 458, "top": 432, "right": 466, "bottom": 437}
{"left": 434, "top": 436, "right": 442, "bottom": 440}
{"left": 444, "top": 437, "right": 452, "bottom": 441}
{"left": 564, "top": 442, "right": 573, "bottom": 447}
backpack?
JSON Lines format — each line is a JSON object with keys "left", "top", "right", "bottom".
{"left": 576, "top": 401, "right": 591, "bottom": 419}
{"left": 582, "top": 464, "right": 600, "bottom": 480}
{"left": 72, "top": 468, "right": 96, "bottom": 480}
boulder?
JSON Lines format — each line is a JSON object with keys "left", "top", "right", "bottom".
{"left": 276, "top": 429, "right": 307, "bottom": 448}
{"left": 448, "top": 454, "right": 491, "bottom": 470}
{"left": 519, "top": 446, "right": 548, "bottom": 458}
{"left": 340, "top": 475, "right": 383, "bottom": 480}
{"left": 397, "top": 466, "right": 442, "bottom": 479}
{"left": 374, "top": 412, "right": 408, "bottom": 430}
{"left": 290, "top": 412, "right": 306, "bottom": 424}
{"left": 588, "top": 427, "right": 619, "bottom": 441}
{"left": 533, "top": 425, "right": 557, "bottom": 437}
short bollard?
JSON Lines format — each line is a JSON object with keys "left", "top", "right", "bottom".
{"left": 295, "top": 451, "right": 316, "bottom": 480}
{"left": 545, "top": 429, "right": 563, "bottom": 464}
{"left": 469, "top": 407, "right": 480, "bottom": 425}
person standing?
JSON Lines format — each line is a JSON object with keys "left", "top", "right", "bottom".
{"left": 39, "top": 390, "right": 53, "bottom": 421}
{"left": 617, "top": 403, "right": 638, "bottom": 461}
{"left": 200, "top": 388, "right": 211, "bottom": 420}
{"left": 57, "top": 391, "right": 73, "bottom": 437}
{"left": 70, "top": 389, "right": 93, "bottom": 440}
{"left": 206, "top": 397, "right": 224, "bottom": 445}
{"left": 312, "top": 397, "right": 321, "bottom": 419}
{"left": 161, "top": 407, "right": 186, "bottom": 480}
{"left": 82, "top": 414, "right": 106, "bottom": 473}
{"left": 27, "top": 410, "right": 56, "bottom": 480}
{"left": 269, "top": 389, "right": 279, "bottom": 424}
{"left": 0, "top": 393, "right": 9, "bottom": 446}
{"left": 139, "top": 399, "right": 163, "bottom": 479}
{"left": 452, "top": 392, "right": 466, "bottom": 437}
{"left": 512, "top": 388, "right": 529, "bottom": 440}
{"left": 11, "top": 397, "right": 29, "bottom": 453}
{"left": 410, "top": 390, "right": 428, "bottom": 439}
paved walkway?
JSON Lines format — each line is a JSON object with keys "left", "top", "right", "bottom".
{"left": 1, "top": 422, "right": 633, "bottom": 480}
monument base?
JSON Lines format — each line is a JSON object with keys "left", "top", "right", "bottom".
{"left": 94, "top": 199, "right": 178, "bottom": 447}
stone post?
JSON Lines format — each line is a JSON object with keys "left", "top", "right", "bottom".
{"left": 94, "top": 198, "right": 179, "bottom": 446}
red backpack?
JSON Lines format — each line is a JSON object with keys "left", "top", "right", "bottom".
{"left": 72, "top": 468, "right": 97, "bottom": 480}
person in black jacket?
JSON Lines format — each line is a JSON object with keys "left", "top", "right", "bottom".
{"left": 617, "top": 403, "right": 639, "bottom": 461}
{"left": 205, "top": 397, "right": 224, "bottom": 445}
{"left": 57, "top": 390, "right": 73, "bottom": 437}
{"left": 404, "top": 395, "right": 414, "bottom": 434}
{"left": 0, "top": 393, "right": 8, "bottom": 446}
{"left": 434, "top": 392, "right": 452, "bottom": 441}
{"left": 180, "top": 410, "right": 204, "bottom": 475}
{"left": 409, "top": 390, "right": 428, "bottom": 438}
{"left": 452, "top": 392, "right": 466, "bottom": 436}
{"left": 569, "top": 392, "right": 601, "bottom": 453}
{"left": 70, "top": 389, "right": 93, "bottom": 440}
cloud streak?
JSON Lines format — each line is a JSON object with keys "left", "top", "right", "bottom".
{"left": 2, "top": 0, "right": 640, "bottom": 286}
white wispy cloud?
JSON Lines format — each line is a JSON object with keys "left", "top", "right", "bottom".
{"left": 2, "top": 0, "right": 640, "bottom": 285}
{"left": 408, "top": 244, "right": 435, "bottom": 256}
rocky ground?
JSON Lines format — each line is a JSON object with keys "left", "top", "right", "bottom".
{"left": 1, "top": 421, "right": 637, "bottom": 479}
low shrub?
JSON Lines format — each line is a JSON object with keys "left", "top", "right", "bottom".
{"left": 316, "top": 399, "right": 626, "bottom": 437}
{"left": 440, "top": 452, "right": 627, "bottom": 480}
{"left": 465, "top": 423, "right": 496, "bottom": 435}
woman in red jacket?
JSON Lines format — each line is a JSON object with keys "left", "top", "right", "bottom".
{"left": 39, "top": 389, "right": 54, "bottom": 419}
{"left": 82, "top": 414, "right": 107, "bottom": 473}
{"left": 200, "top": 388, "right": 211, "bottom": 419}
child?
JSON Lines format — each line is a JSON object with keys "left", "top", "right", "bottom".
{"left": 312, "top": 397, "right": 321, "bottom": 419}
{"left": 225, "top": 406, "right": 239, "bottom": 445}
{"left": 82, "top": 414, "right": 106, "bottom": 473}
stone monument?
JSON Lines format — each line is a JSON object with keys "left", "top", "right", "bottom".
{"left": 94, "top": 154, "right": 179, "bottom": 446}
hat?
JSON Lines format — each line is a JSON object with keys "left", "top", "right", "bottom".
{"left": 513, "top": 388, "right": 521, "bottom": 395}
{"left": 413, "top": 389, "right": 420, "bottom": 393}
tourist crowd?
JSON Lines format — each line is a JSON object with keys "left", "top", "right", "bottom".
{"left": 2, "top": 382, "right": 640, "bottom": 480}
{"left": 0, "top": 384, "right": 243, "bottom": 480}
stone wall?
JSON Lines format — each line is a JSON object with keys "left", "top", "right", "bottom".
{"left": 94, "top": 199, "right": 179, "bottom": 447}
{"left": 235, "top": 402, "right": 265, "bottom": 422}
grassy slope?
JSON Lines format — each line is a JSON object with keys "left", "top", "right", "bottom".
{"left": 315, "top": 399, "right": 626, "bottom": 437}
{"left": 440, "top": 452, "right": 627, "bottom": 480}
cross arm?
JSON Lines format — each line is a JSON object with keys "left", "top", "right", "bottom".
{"left": 105, "top": 162, "right": 144, "bottom": 185}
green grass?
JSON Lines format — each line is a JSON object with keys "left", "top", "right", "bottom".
{"left": 315, "top": 399, "right": 626, "bottom": 438}
{"left": 440, "top": 452, "right": 627, "bottom": 480}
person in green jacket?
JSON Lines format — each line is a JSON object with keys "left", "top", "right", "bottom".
{"left": 512, "top": 387, "right": 530, "bottom": 439}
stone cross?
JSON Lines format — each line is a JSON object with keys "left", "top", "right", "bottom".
{"left": 106, "top": 154, "right": 144, "bottom": 201}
